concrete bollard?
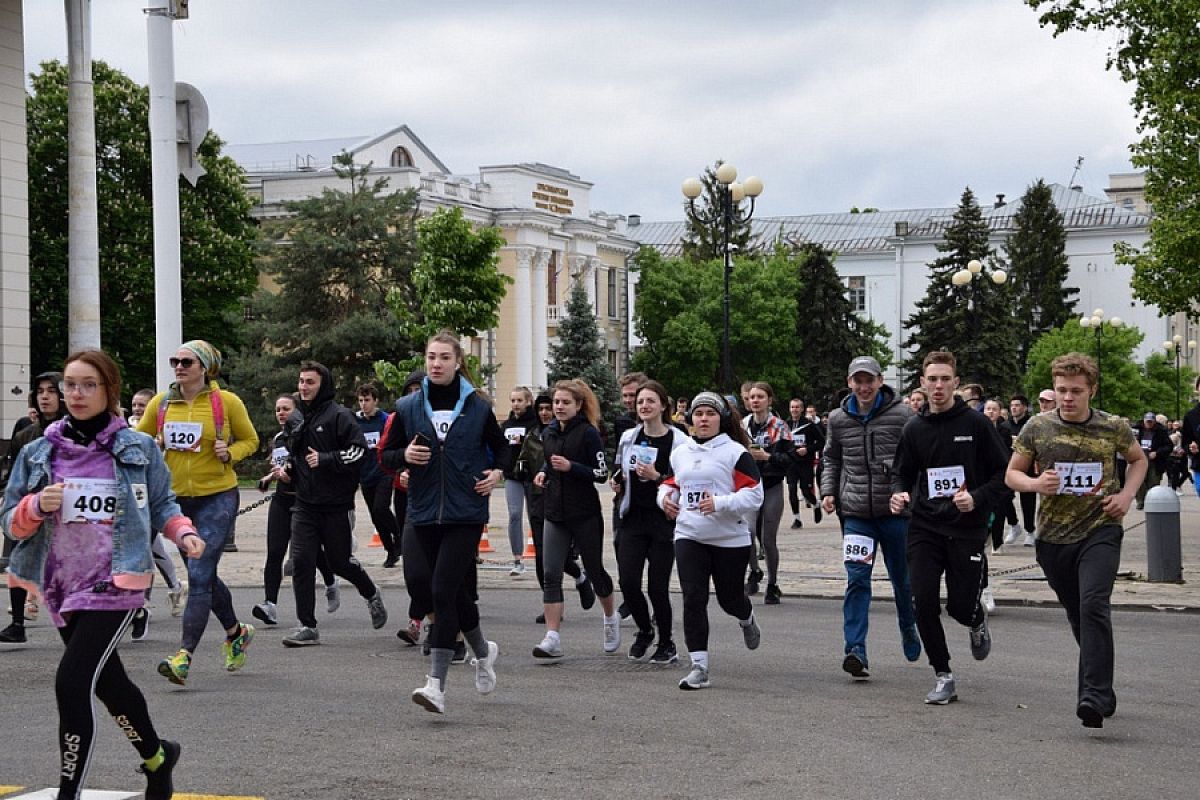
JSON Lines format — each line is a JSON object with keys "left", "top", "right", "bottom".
{"left": 1144, "top": 485, "right": 1183, "bottom": 582}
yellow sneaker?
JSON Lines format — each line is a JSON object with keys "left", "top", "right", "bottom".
{"left": 223, "top": 623, "right": 255, "bottom": 672}
{"left": 157, "top": 649, "right": 191, "bottom": 686}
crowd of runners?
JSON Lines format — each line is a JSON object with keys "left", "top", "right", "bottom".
{"left": 3, "top": 334, "right": 1199, "bottom": 799}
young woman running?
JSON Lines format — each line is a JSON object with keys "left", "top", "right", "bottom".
{"left": 660, "top": 392, "right": 764, "bottom": 690}
{"left": 501, "top": 386, "right": 539, "bottom": 575}
{"left": 381, "top": 332, "right": 506, "bottom": 714}
{"left": 1, "top": 348, "right": 206, "bottom": 800}
{"left": 532, "top": 379, "right": 619, "bottom": 660}
{"left": 743, "top": 382, "right": 796, "bottom": 603}
{"left": 136, "top": 340, "right": 259, "bottom": 686}
{"left": 612, "top": 380, "right": 690, "bottom": 663}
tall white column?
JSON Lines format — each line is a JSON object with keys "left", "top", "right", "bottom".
{"left": 65, "top": 0, "right": 101, "bottom": 351}
{"left": 533, "top": 248, "right": 550, "bottom": 388}
{"left": 512, "top": 246, "right": 534, "bottom": 388}
{"left": 589, "top": 256, "right": 603, "bottom": 318}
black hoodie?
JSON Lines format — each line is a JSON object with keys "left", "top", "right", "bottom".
{"left": 284, "top": 363, "right": 368, "bottom": 510}
{"left": 500, "top": 406, "right": 538, "bottom": 481}
{"left": 2, "top": 372, "right": 65, "bottom": 486}
{"left": 891, "top": 397, "right": 1012, "bottom": 543}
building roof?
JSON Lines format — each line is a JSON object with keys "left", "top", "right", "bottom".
{"left": 629, "top": 183, "right": 1149, "bottom": 257}
{"left": 226, "top": 125, "right": 451, "bottom": 175}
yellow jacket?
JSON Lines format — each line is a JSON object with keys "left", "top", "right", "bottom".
{"left": 136, "top": 382, "right": 260, "bottom": 497}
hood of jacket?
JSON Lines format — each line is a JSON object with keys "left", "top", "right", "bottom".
{"left": 299, "top": 363, "right": 337, "bottom": 418}
{"left": 32, "top": 371, "right": 66, "bottom": 428}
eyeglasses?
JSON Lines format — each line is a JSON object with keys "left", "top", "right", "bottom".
{"left": 169, "top": 357, "right": 197, "bottom": 369}
{"left": 59, "top": 381, "right": 104, "bottom": 396}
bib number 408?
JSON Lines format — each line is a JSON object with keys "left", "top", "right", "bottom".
{"left": 75, "top": 494, "right": 117, "bottom": 514}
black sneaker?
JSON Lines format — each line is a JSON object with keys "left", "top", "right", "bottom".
{"left": 764, "top": 584, "right": 782, "bottom": 605}
{"left": 790, "top": 518, "right": 803, "bottom": 529}
{"left": 617, "top": 602, "right": 631, "bottom": 620}
{"left": 576, "top": 576, "right": 596, "bottom": 611}
{"left": 535, "top": 613, "right": 546, "bottom": 624}
{"left": 382, "top": 552, "right": 400, "bottom": 569}
{"left": 648, "top": 640, "right": 678, "bottom": 665}
{"left": 131, "top": 607, "right": 149, "bottom": 641}
{"left": 745, "top": 569, "right": 763, "bottom": 597}
{"left": 0, "top": 622, "right": 26, "bottom": 643}
{"left": 452, "top": 639, "right": 468, "bottom": 664}
{"left": 140, "top": 739, "right": 181, "bottom": 800}
{"left": 1077, "top": 699, "right": 1104, "bottom": 729}
{"left": 628, "top": 629, "right": 655, "bottom": 661}
{"left": 842, "top": 650, "right": 869, "bottom": 679}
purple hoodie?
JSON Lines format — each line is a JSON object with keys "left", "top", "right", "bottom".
{"left": 40, "top": 417, "right": 144, "bottom": 627}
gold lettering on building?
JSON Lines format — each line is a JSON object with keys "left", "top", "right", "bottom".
{"left": 532, "top": 183, "right": 574, "bottom": 214}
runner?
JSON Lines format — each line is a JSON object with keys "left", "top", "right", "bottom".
{"left": 280, "top": 362, "right": 388, "bottom": 647}
{"left": 355, "top": 383, "right": 401, "bottom": 567}
{"left": 501, "top": 386, "right": 538, "bottom": 575}
{"left": 1182, "top": 379, "right": 1200, "bottom": 498}
{"left": 1002, "top": 394, "right": 1037, "bottom": 547}
{"left": 821, "top": 355, "right": 921, "bottom": 679}
{"left": 908, "top": 389, "right": 928, "bottom": 414}
{"left": 658, "top": 392, "right": 763, "bottom": 690}
{"left": 983, "top": 399, "right": 1020, "bottom": 554}
{"left": 890, "top": 351, "right": 1010, "bottom": 705}
{"left": 1006, "top": 352, "right": 1145, "bottom": 728}
{"left": 382, "top": 332, "right": 505, "bottom": 714}
{"left": 786, "top": 397, "right": 824, "bottom": 530}
{"left": 1, "top": 348, "right": 205, "bottom": 800}
{"left": 137, "top": 340, "right": 259, "bottom": 687}
{"left": 612, "top": 379, "right": 690, "bottom": 663}
{"left": 1132, "top": 412, "right": 1171, "bottom": 510}
{"left": 532, "top": 379, "right": 618, "bottom": 660}
{"left": 742, "top": 382, "right": 796, "bottom": 603}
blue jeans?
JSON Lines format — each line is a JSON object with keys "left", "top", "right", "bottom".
{"left": 842, "top": 515, "right": 915, "bottom": 660}
{"left": 177, "top": 488, "right": 240, "bottom": 652}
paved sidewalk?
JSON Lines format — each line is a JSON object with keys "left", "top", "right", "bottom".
{"left": 214, "top": 483, "right": 1200, "bottom": 611}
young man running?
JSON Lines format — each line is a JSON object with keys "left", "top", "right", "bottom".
{"left": 1006, "top": 353, "right": 1145, "bottom": 729}
{"left": 821, "top": 356, "right": 920, "bottom": 678}
{"left": 890, "top": 351, "right": 1010, "bottom": 704}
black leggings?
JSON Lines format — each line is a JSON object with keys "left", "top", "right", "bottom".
{"left": 542, "top": 515, "right": 613, "bottom": 604}
{"left": 988, "top": 497, "right": 1020, "bottom": 549}
{"left": 530, "top": 512, "right": 582, "bottom": 591}
{"left": 617, "top": 509, "right": 675, "bottom": 642}
{"left": 787, "top": 466, "right": 818, "bottom": 515}
{"left": 907, "top": 528, "right": 986, "bottom": 674}
{"left": 674, "top": 538, "right": 752, "bottom": 653}
{"left": 263, "top": 491, "right": 333, "bottom": 604}
{"left": 55, "top": 609, "right": 162, "bottom": 800}
{"left": 360, "top": 480, "right": 400, "bottom": 555}
{"left": 412, "top": 523, "right": 485, "bottom": 649}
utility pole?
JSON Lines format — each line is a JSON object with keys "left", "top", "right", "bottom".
{"left": 65, "top": 0, "right": 101, "bottom": 350}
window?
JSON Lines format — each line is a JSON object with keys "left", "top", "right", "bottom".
{"left": 845, "top": 276, "right": 866, "bottom": 314}
{"left": 607, "top": 268, "right": 619, "bottom": 318}
{"left": 608, "top": 349, "right": 620, "bottom": 377}
{"left": 390, "top": 146, "right": 413, "bottom": 168}
{"left": 547, "top": 251, "right": 558, "bottom": 306}
{"left": 594, "top": 268, "right": 602, "bottom": 315}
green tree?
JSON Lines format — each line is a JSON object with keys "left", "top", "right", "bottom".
{"left": 27, "top": 60, "right": 257, "bottom": 391}
{"left": 1004, "top": 179, "right": 1079, "bottom": 370}
{"left": 547, "top": 282, "right": 621, "bottom": 434}
{"left": 230, "top": 157, "right": 418, "bottom": 429}
{"left": 901, "top": 187, "right": 1022, "bottom": 396}
{"left": 374, "top": 206, "right": 509, "bottom": 393}
{"left": 1142, "top": 351, "right": 1198, "bottom": 421}
{"left": 680, "top": 161, "right": 758, "bottom": 262}
{"left": 1023, "top": 321, "right": 1145, "bottom": 419}
{"left": 1028, "top": 1, "right": 1200, "bottom": 314}
{"left": 792, "top": 243, "right": 892, "bottom": 411}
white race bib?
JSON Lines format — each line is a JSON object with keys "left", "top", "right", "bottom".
{"left": 162, "top": 421, "right": 203, "bottom": 452}
{"left": 681, "top": 480, "right": 714, "bottom": 511}
{"left": 504, "top": 427, "right": 525, "bottom": 445}
{"left": 1140, "top": 438, "right": 1153, "bottom": 450}
{"left": 364, "top": 431, "right": 381, "bottom": 450}
{"left": 794, "top": 433, "right": 806, "bottom": 446}
{"left": 270, "top": 446, "right": 289, "bottom": 468}
{"left": 843, "top": 534, "right": 876, "bottom": 565}
{"left": 430, "top": 410, "right": 454, "bottom": 442}
{"left": 926, "top": 465, "right": 966, "bottom": 499}
{"left": 1055, "top": 461, "right": 1103, "bottom": 496}
{"left": 62, "top": 478, "right": 121, "bottom": 525}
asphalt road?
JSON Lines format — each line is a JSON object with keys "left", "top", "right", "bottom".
{"left": 1, "top": 587, "right": 1197, "bottom": 800}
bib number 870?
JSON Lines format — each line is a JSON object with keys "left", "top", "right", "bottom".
{"left": 75, "top": 495, "right": 117, "bottom": 514}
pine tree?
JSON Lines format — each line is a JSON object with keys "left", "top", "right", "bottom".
{"left": 901, "top": 187, "right": 1021, "bottom": 396}
{"left": 793, "top": 243, "right": 892, "bottom": 410}
{"left": 680, "top": 161, "right": 758, "bottom": 262}
{"left": 1004, "top": 179, "right": 1079, "bottom": 371}
{"left": 547, "top": 282, "right": 621, "bottom": 435}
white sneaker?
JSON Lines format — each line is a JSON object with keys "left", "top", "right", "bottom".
{"left": 1003, "top": 524, "right": 1022, "bottom": 546}
{"left": 472, "top": 640, "right": 499, "bottom": 694}
{"left": 325, "top": 582, "right": 341, "bottom": 613}
{"left": 412, "top": 675, "right": 445, "bottom": 714}
{"left": 981, "top": 587, "right": 996, "bottom": 614}
{"left": 509, "top": 560, "right": 525, "bottom": 576}
{"left": 1023, "top": 532, "right": 1036, "bottom": 547}
{"left": 678, "top": 664, "right": 710, "bottom": 690}
{"left": 533, "top": 633, "right": 564, "bottom": 660}
{"left": 167, "top": 583, "right": 187, "bottom": 617}
{"left": 603, "top": 617, "right": 621, "bottom": 653}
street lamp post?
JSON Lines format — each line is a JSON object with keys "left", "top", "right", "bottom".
{"left": 950, "top": 258, "right": 1007, "bottom": 380}
{"left": 1079, "top": 308, "right": 1123, "bottom": 410}
{"left": 682, "top": 164, "right": 764, "bottom": 393}
{"left": 1163, "top": 335, "right": 1197, "bottom": 420}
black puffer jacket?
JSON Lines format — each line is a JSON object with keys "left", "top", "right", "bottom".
{"left": 284, "top": 363, "right": 367, "bottom": 511}
{"left": 819, "top": 385, "right": 912, "bottom": 518}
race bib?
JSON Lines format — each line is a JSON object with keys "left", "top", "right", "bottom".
{"left": 270, "top": 446, "right": 289, "bottom": 468}
{"left": 430, "top": 410, "right": 454, "bottom": 442}
{"left": 364, "top": 431, "right": 381, "bottom": 450}
{"left": 1055, "top": 461, "right": 1103, "bottom": 496}
{"left": 163, "top": 421, "right": 203, "bottom": 452}
{"left": 843, "top": 534, "right": 876, "bottom": 565}
{"left": 1140, "top": 438, "right": 1152, "bottom": 450}
{"left": 681, "top": 480, "right": 714, "bottom": 511}
{"left": 62, "top": 478, "right": 121, "bottom": 525}
{"left": 504, "top": 427, "right": 525, "bottom": 445}
{"left": 926, "top": 465, "right": 965, "bottom": 499}
{"left": 794, "top": 433, "right": 806, "bottom": 447}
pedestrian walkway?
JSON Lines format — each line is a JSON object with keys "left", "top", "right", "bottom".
{"left": 0, "top": 790, "right": 263, "bottom": 799}
{"left": 208, "top": 484, "right": 1200, "bottom": 611}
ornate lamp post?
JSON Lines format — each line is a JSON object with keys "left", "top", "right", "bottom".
{"left": 1079, "top": 308, "right": 1123, "bottom": 409}
{"left": 682, "top": 164, "right": 764, "bottom": 392}
{"left": 950, "top": 258, "right": 1007, "bottom": 380}
{"left": 1163, "top": 335, "right": 1197, "bottom": 420}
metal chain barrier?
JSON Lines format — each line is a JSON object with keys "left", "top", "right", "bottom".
{"left": 990, "top": 521, "right": 1144, "bottom": 578}
{"left": 236, "top": 492, "right": 274, "bottom": 517}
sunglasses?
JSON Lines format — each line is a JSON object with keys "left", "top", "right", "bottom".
{"left": 169, "top": 357, "right": 198, "bottom": 369}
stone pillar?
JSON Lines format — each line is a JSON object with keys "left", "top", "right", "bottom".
{"left": 0, "top": 1, "right": 30, "bottom": 431}
{"left": 589, "top": 256, "right": 603, "bottom": 318}
{"left": 533, "top": 248, "right": 550, "bottom": 388}
{"left": 512, "top": 246, "right": 534, "bottom": 388}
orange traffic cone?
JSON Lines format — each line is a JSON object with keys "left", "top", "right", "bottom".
{"left": 368, "top": 532, "right": 383, "bottom": 548}
{"left": 523, "top": 530, "right": 537, "bottom": 558}
{"left": 478, "top": 526, "right": 495, "bottom": 553}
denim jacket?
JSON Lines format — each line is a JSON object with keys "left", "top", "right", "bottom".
{"left": 1, "top": 427, "right": 185, "bottom": 590}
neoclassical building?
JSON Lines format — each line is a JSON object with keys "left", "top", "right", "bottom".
{"left": 227, "top": 125, "right": 640, "bottom": 410}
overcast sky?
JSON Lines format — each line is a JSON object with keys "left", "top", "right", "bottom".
{"left": 22, "top": 1, "right": 1138, "bottom": 221}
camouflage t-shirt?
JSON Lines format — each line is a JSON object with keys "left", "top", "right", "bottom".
{"left": 1012, "top": 409, "right": 1136, "bottom": 545}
